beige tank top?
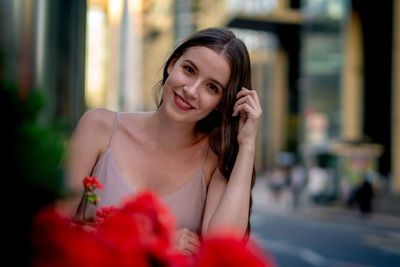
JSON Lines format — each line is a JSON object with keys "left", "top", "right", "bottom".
{"left": 90, "top": 112, "right": 208, "bottom": 234}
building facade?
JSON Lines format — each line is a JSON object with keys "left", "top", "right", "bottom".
{"left": 2, "top": 0, "right": 398, "bottom": 196}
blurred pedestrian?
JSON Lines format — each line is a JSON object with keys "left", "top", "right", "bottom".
{"left": 268, "top": 165, "right": 287, "bottom": 202}
{"left": 289, "top": 164, "right": 306, "bottom": 208}
{"left": 307, "top": 164, "right": 330, "bottom": 204}
{"left": 355, "top": 169, "right": 376, "bottom": 214}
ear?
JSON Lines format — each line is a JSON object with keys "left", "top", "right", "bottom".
{"left": 167, "top": 58, "right": 177, "bottom": 74}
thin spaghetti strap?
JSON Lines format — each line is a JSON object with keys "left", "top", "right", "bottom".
{"left": 107, "top": 112, "right": 119, "bottom": 148}
{"left": 201, "top": 142, "right": 209, "bottom": 168}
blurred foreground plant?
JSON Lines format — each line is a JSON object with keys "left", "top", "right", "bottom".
{"left": 32, "top": 191, "right": 274, "bottom": 267}
{"left": 1, "top": 81, "right": 66, "bottom": 266}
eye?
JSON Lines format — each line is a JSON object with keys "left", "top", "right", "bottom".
{"left": 183, "top": 65, "right": 195, "bottom": 74}
{"left": 208, "top": 83, "right": 219, "bottom": 94}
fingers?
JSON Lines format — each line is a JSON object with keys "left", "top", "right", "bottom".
{"left": 174, "top": 228, "right": 201, "bottom": 256}
{"left": 232, "top": 87, "right": 262, "bottom": 118}
{"left": 232, "top": 96, "right": 257, "bottom": 117}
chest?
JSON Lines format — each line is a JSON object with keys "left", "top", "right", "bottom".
{"left": 111, "top": 139, "right": 207, "bottom": 195}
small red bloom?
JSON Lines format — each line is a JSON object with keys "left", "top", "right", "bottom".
{"left": 75, "top": 176, "right": 104, "bottom": 223}
{"left": 83, "top": 176, "right": 104, "bottom": 191}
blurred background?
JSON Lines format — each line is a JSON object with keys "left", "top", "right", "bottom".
{"left": 1, "top": 0, "right": 400, "bottom": 266}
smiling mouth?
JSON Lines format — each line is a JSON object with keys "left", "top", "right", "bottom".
{"left": 174, "top": 93, "right": 194, "bottom": 110}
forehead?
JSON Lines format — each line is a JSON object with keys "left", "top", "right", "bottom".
{"left": 179, "top": 46, "right": 231, "bottom": 87}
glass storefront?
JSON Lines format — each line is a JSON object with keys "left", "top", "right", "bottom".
{"left": 301, "top": 0, "right": 349, "bottom": 145}
{"left": 300, "top": 0, "right": 350, "bottom": 200}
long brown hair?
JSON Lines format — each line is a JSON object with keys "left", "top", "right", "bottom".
{"left": 155, "top": 27, "right": 256, "bottom": 239}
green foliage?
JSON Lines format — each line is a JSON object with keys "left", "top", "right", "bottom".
{"left": 1, "top": 80, "right": 66, "bottom": 209}
{"left": 17, "top": 120, "right": 65, "bottom": 196}
{"left": 2, "top": 80, "right": 69, "bottom": 266}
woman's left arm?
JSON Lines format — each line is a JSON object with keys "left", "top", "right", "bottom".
{"left": 202, "top": 88, "right": 262, "bottom": 237}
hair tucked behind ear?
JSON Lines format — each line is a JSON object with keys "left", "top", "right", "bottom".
{"left": 155, "top": 27, "right": 256, "bottom": 240}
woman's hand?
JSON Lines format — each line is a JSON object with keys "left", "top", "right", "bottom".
{"left": 173, "top": 228, "right": 201, "bottom": 256}
{"left": 232, "top": 87, "right": 262, "bottom": 147}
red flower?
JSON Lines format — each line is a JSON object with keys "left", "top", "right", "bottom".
{"left": 83, "top": 176, "right": 104, "bottom": 191}
{"left": 95, "top": 205, "right": 119, "bottom": 224}
{"left": 32, "top": 184, "right": 277, "bottom": 267}
{"left": 32, "top": 206, "right": 147, "bottom": 267}
{"left": 32, "top": 191, "right": 189, "bottom": 267}
{"left": 118, "top": 191, "right": 175, "bottom": 247}
{"left": 75, "top": 176, "right": 104, "bottom": 223}
{"left": 98, "top": 192, "right": 181, "bottom": 266}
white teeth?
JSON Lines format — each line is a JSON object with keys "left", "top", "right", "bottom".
{"left": 177, "top": 96, "right": 191, "bottom": 108}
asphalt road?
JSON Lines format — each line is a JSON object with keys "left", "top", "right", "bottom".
{"left": 250, "top": 178, "right": 400, "bottom": 267}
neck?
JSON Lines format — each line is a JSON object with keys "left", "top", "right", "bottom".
{"left": 147, "top": 108, "right": 203, "bottom": 150}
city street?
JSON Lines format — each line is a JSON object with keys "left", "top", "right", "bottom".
{"left": 250, "top": 177, "right": 400, "bottom": 267}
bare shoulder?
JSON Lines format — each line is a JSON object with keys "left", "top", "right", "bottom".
{"left": 78, "top": 108, "right": 117, "bottom": 131}
{"left": 71, "top": 108, "right": 118, "bottom": 151}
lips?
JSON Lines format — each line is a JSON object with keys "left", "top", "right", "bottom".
{"left": 173, "top": 93, "right": 194, "bottom": 111}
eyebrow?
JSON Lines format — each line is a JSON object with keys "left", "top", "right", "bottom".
{"left": 183, "top": 59, "right": 226, "bottom": 90}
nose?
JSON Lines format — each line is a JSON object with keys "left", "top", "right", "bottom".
{"left": 183, "top": 83, "right": 199, "bottom": 99}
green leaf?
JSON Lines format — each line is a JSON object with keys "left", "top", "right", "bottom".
{"left": 86, "top": 193, "right": 99, "bottom": 205}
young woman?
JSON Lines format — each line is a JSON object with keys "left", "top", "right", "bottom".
{"left": 66, "top": 27, "right": 262, "bottom": 255}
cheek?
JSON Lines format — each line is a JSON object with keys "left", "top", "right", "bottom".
{"left": 203, "top": 96, "right": 222, "bottom": 111}
{"left": 165, "top": 69, "right": 187, "bottom": 87}
{"left": 163, "top": 77, "right": 179, "bottom": 96}
{"left": 163, "top": 75, "right": 174, "bottom": 89}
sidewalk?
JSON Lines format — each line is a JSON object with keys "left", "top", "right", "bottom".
{"left": 253, "top": 175, "right": 400, "bottom": 230}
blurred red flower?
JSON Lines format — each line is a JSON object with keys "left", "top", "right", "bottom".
{"left": 32, "top": 183, "right": 275, "bottom": 267}
{"left": 95, "top": 205, "right": 119, "bottom": 224}
{"left": 32, "top": 191, "right": 189, "bottom": 267}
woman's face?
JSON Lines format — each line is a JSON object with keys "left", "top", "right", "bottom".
{"left": 162, "top": 46, "right": 231, "bottom": 123}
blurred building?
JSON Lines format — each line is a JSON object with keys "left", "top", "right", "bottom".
{"left": 85, "top": 0, "right": 143, "bottom": 112}
{"left": 217, "top": 0, "right": 400, "bottom": 197}
{"left": 1, "top": 0, "right": 399, "bottom": 198}
{"left": 0, "top": 0, "right": 87, "bottom": 127}
{"left": 301, "top": 0, "right": 399, "bottom": 196}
